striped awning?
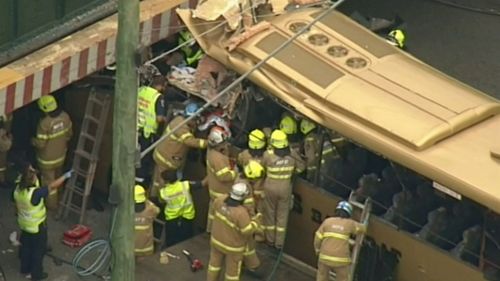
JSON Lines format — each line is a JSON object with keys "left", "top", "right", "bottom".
{"left": 0, "top": 0, "right": 197, "bottom": 115}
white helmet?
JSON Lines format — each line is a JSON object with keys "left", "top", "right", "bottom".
{"left": 230, "top": 183, "right": 249, "bottom": 201}
{"left": 208, "top": 126, "right": 228, "bottom": 146}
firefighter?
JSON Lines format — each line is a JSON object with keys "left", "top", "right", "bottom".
{"left": 151, "top": 103, "right": 207, "bottom": 198}
{"left": 236, "top": 160, "right": 266, "bottom": 271}
{"left": 137, "top": 75, "right": 167, "bottom": 183}
{"left": 178, "top": 30, "right": 204, "bottom": 68}
{"left": 207, "top": 182, "right": 263, "bottom": 281}
{"left": 385, "top": 29, "right": 406, "bottom": 49}
{"left": 206, "top": 126, "right": 237, "bottom": 232}
{"left": 279, "top": 114, "right": 305, "bottom": 174}
{"left": 314, "top": 201, "right": 367, "bottom": 281}
{"left": 32, "top": 95, "right": 72, "bottom": 210}
{"left": 279, "top": 113, "right": 299, "bottom": 151}
{"left": 159, "top": 170, "right": 202, "bottom": 247}
{"left": 237, "top": 129, "right": 266, "bottom": 168}
{"left": 134, "top": 184, "right": 160, "bottom": 257}
{"left": 13, "top": 162, "right": 71, "bottom": 281}
{"left": 0, "top": 116, "right": 13, "bottom": 188}
{"left": 261, "top": 129, "right": 304, "bottom": 249}
{"left": 300, "top": 119, "right": 320, "bottom": 182}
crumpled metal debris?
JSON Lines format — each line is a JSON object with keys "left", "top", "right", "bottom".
{"left": 167, "top": 66, "right": 199, "bottom": 94}
{"left": 226, "top": 21, "right": 271, "bottom": 51}
{"left": 192, "top": 0, "right": 243, "bottom": 31}
{"left": 167, "top": 56, "right": 242, "bottom": 117}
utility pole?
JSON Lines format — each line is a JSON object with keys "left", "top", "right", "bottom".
{"left": 111, "top": 0, "right": 139, "bottom": 279}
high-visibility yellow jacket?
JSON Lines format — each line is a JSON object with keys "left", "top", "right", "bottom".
{"left": 137, "top": 86, "right": 161, "bottom": 139}
{"left": 159, "top": 180, "right": 195, "bottom": 220}
{"left": 14, "top": 185, "right": 46, "bottom": 234}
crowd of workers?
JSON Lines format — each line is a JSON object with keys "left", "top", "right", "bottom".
{"left": 135, "top": 102, "right": 366, "bottom": 280}
{"left": 134, "top": 39, "right": 367, "bottom": 279}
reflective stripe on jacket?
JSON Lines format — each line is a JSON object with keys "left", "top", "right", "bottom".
{"left": 262, "top": 151, "right": 296, "bottom": 181}
{"left": 211, "top": 195, "right": 258, "bottom": 254}
{"left": 33, "top": 112, "right": 72, "bottom": 169}
{"left": 13, "top": 186, "right": 46, "bottom": 233}
{"left": 160, "top": 181, "right": 195, "bottom": 220}
{"left": 314, "top": 217, "right": 366, "bottom": 267}
{"left": 137, "top": 86, "right": 161, "bottom": 139}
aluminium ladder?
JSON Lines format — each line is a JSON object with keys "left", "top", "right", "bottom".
{"left": 58, "top": 88, "right": 111, "bottom": 224}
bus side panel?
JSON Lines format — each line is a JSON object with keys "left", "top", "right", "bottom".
{"left": 284, "top": 180, "right": 341, "bottom": 267}
{"left": 285, "top": 180, "right": 485, "bottom": 281}
{"left": 369, "top": 218, "right": 485, "bottom": 281}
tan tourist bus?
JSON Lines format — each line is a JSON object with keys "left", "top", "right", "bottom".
{"left": 177, "top": 6, "right": 500, "bottom": 281}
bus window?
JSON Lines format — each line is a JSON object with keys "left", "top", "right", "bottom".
{"left": 483, "top": 213, "right": 500, "bottom": 279}
{"left": 302, "top": 119, "right": 500, "bottom": 274}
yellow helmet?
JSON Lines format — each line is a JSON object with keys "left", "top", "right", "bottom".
{"left": 244, "top": 160, "right": 265, "bottom": 179}
{"left": 37, "top": 95, "right": 57, "bottom": 113}
{"left": 300, "top": 119, "right": 316, "bottom": 135}
{"left": 248, "top": 129, "right": 266, "bottom": 150}
{"left": 387, "top": 29, "right": 406, "bottom": 48}
{"left": 279, "top": 114, "right": 297, "bottom": 135}
{"left": 134, "top": 185, "right": 146, "bottom": 203}
{"left": 270, "top": 129, "right": 288, "bottom": 149}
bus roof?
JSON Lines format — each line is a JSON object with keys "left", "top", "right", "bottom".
{"left": 177, "top": 8, "right": 500, "bottom": 213}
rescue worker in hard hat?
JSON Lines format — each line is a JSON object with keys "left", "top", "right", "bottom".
{"left": 207, "top": 182, "right": 263, "bottom": 281}
{"left": 385, "top": 29, "right": 406, "bottom": 49}
{"left": 205, "top": 126, "right": 237, "bottom": 232}
{"left": 137, "top": 75, "right": 167, "bottom": 183}
{"left": 300, "top": 119, "right": 320, "bottom": 182}
{"left": 314, "top": 201, "right": 367, "bottom": 281}
{"left": 235, "top": 160, "right": 266, "bottom": 272}
{"left": 261, "top": 129, "right": 305, "bottom": 249}
{"left": 31, "top": 95, "right": 73, "bottom": 210}
{"left": 300, "top": 119, "right": 343, "bottom": 185}
{"left": 237, "top": 129, "right": 266, "bottom": 167}
{"left": 134, "top": 184, "right": 160, "bottom": 257}
{"left": 159, "top": 170, "right": 203, "bottom": 247}
{"left": 151, "top": 103, "right": 207, "bottom": 198}
{"left": 279, "top": 113, "right": 305, "bottom": 174}
{"left": 319, "top": 130, "right": 345, "bottom": 190}
{"left": 0, "top": 115, "right": 13, "bottom": 188}
{"left": 178, "top": 30, "right": 204, "bottom": 68}
{"left": 13, "top": 162, "right": 71, "bottom": 281}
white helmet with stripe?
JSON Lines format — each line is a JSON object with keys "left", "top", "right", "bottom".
{"left": 230, "top": 183, "right": 249, "bottom": 201}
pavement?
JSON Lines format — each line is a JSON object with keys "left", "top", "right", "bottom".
{"left": 2, "top": 0, "right": 500, "bottom": 280}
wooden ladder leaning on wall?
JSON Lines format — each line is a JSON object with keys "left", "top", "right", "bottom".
{"left": 57, "top": 87, "right": 111, "bottom": 224}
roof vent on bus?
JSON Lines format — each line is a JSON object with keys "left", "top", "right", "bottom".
{"left": 308, "top": 34, "right": 329, "bottom": 46}
{"left": 289, "top": 22, "right": 309, "bottom": 33}
{"left": 327, "top": 46, "right": 349, "bottom": 58}
{"left": 346, "top": 57, "right": 367, "bottom": 69}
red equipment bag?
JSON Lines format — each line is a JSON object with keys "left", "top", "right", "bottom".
{"left": 62, "top": 224, "right": 92, "bottom": 248}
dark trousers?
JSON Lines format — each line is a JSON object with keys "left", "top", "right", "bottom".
{"left": 163, "top": 217, "right": 194, "bottom": 248}
{"left": 19, "top": 226, "right": 47, "bottom": 279}
{"left": 137, "top": 133, "right": 156, "bottom": 186}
